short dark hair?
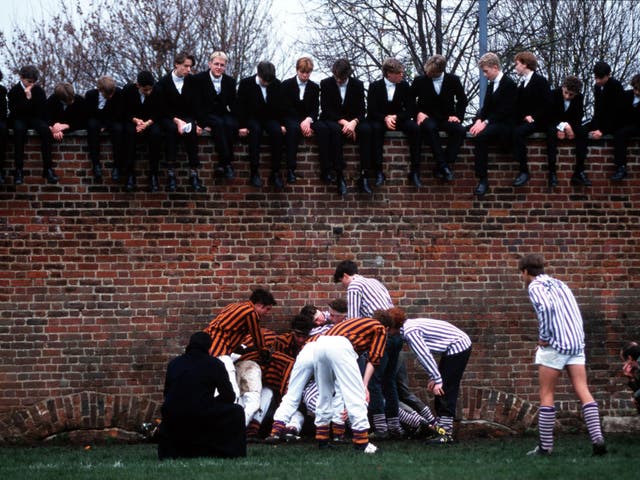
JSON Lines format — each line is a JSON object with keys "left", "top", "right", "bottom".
{"left": 333, "top": 260, "right": 358, "bottom": 283}
{"left": 250, "top": 287, "right": 276, "bottom": 306}
{"left": 593, "top": 61, "right": 611, "bottom": 79}
{"left": 332, "top": 59, "right": 353, "bottom": 80}
{"left": 0, "top": 69, "right": 3, "bottom": 82}
{"left": 174, "top": 52, "right": 196, "bottom": 67}
{"left": 299, "top": 304, "right": 318, "bottom": 320}
{"left": 186, "top": 331, "right": 212, "bottom": 353}
{"left": 136, "top": 70, "right": 155, "bottom": 87}
{"left": 257, "top": 61, "right": 276, "bottom": 83}
{"left": 290, "top": 314, "right": 314, "bottom": 335}
{"left": 621, "top": 341, "right": 640, "bottom": 361}
{"left": 19, "top": 65, "right": 39, "bottom": 82}
{"left": 562, "top": 75, "right": 582, "bottom": 94}
{"left": 518, "top": 254, "right": 545, "bottom": 276}
{"left": 328, "top": 298, "right": 347, "bottom": 313}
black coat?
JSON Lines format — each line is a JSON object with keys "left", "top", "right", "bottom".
{"left": 515, "top": 72, "right": 550, "bottom": 125}
{"left": 281, "top": 76, "right": 320, "bottom": 122}
{"left": 547, "top": 87, "right": 584, "bottom": 128}
{"left": 84, "top": 87, "right": 124, "bottom": 122}
{"left": 8, "top": 81, "right": 47, "bottom": 123}
{"left": 319, "top": 76, "right": 366, "bottom": 123}
{"left": 155, "top": 72, "right": 198, "bottom": 122}
{"left": 121, "top": 82, "right": 162, "bottom": 123}
{"left": 590, "top": 77, "right": 625, "bottom": 133}
{"left": 475, "top": 74, "right": 517, "bottom": 125}
{"left": 411, "top": 73, "right": 468, "bottom": 122}
{"left": 190, "top": 71, "right": 236, "bottom": 123}
{"left": 45, "top": 94, "right": 87, "bottom": 130}
{"left": 158, "top": 348, "right": 245, "bottom": 459}
{"left": 235, "top": 75, "right": 284, "bottom": 126}
{"left": 367, "top": 78, "right": 415, "bottom": 123}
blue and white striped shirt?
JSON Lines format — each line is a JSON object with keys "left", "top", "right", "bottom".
{"left": 346, "top": 274, "right": 394, "bottom": 319}
{"left": 528, "top": 274, "right": 584, "bottom": 355}
{"left": 401, "top": 318, "right": 472, "bottom": 384}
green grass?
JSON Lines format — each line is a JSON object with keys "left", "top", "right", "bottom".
{"left": 0, "top": 434, "right": 637, "bottom": 480}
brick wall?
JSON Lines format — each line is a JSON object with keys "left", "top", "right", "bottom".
{"left": 0, "top": 132, "right": 639, "bottom": 442}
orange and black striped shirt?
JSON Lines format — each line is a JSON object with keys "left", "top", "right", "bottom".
{"left": 204, "top": 301, "right": 266, "bottom": 357}
{"left": 323, "top": 317, "right": 387, "bottom": 366}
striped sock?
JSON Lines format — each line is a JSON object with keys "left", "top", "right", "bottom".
{"left": 246, "top": 419, "right": 261, "bottom": 438}
{"left": 582, "top": 402, "right": 604, "bottom": 444}
{"left": 439, "top": 416, "right": 454, "bottom": 434}
{"left": 270, "top": 420, "right": 286, "bottom": 437}
{"left": 331, "top": 422, "right": 346, "bottom": 437}
{"left": 419, "top": 406, "right": 436, "bottom": 424}
{"left": 352, "top": 429, "right": 369, "bottom": 447}
{"left": 538, "top": 406, "right": 555, "bottom": 451}
{"left": 315, "top": 424, "right": 330, "bottom": 442}
{"left": 373, "top": 413, "right": 388, "bottom": 433}
{"left": 398, "top": 408, "right": 422, "bottom": 429}
{"left": 387, "top": 416, "right": 404, "bottom": 434}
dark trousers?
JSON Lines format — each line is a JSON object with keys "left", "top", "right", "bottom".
{"left": 315, "top": 120, "right": 372, "bottom": 176}
{"left": 245, "top": 118, "right": 283, "bottom": 173}
{"left": 613, "top": 124, "right": 640, "bottom": 167}
{"left": 86, "top": 118, "right": 125, "bottom": 170}
{"left": 124, "top": 123, "right": 163, "bottom": 176}
{"left": 201, "top": 113, "right": 237, "bottom": 166}
{"left": 546, "top": 123, "right": 588, "bottom": 173}
{"left": 283, "top": 118, "right": 306, "bottom": 171}
{"left": 513, "top": 121, "right": 546, "bottom": 173}
{"left": 371, "top": 118, "right": 421, "bottom": 172}
{"left": 472, "top": 123, "right": 512, "bottom": 179}
{"left": 396, "top": 351, "right": 427, "bottom": 413}
{"left": 419, "top": 118, "right": 466, "bottom": 169}
{"left": 368, "top": 334, "right": 403, "bottom": 419}
{"left": 12, "top": 118, "right": 52, "bottom": 171}
{"left": 159, "top": 118, "right": 199, "bottom": 170}
{"left": 434, "top": 347, "right": 471, "bottom": 419}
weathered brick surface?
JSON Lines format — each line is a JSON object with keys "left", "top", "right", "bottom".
{"left": 0, "top": 132, "right": 639, "bottom": 442}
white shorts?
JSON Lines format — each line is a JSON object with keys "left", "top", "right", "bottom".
{"left": 535, "top": 346, "right": 585, "bottom": 370}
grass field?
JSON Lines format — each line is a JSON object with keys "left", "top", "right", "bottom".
{"left": 1, "top": 434, "right": 637, "bottom": 480}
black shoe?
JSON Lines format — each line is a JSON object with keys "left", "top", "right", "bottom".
{"left": 374, "top": 171, "right": 385, "bottom": 186}
{"left": 249, "top": 172, "right": 263, "bottom": 188}
{"left": 166, "top": 172, "right": 177, "bottom": 192}
{"left": 0, "top": 170, "right": 4, "bottom": 185}
{"left": 337, "top": 176, "right": 347, "bottom": 196}
{"left": 359, "top": 176, "right": 373, "bottom": 194}
{"left": 526, "top": 445, "right": 552, "bottom": 456}
{"left": 571, "top": 170, "right": 592, "bottom": 186}
{"left": 441, "top": 166, "right": 454, "bottom": 182}
{"left": 149, "top": 174, "right": 160, "bottom": 192}
{"left": 474, "top": 179, "right": 488, "bottom": 197}
{"left": 408, "top": 171, "right": 422, "bottom": 187}
{"left": 224, "top": 164, "right": 235, "bottom": 179}
{"left": 14, "top": 169, "right": 24, "bottom": 185}
{"left": 425, "top": 433, "right": 455, "bottom": 445}
{"left": 92, "top": 163, "right": 103, "bottom": 181}
{"left": 512, "top": 171, "right": 530, "bottom": 187}
{"left": 610, "top": 165, "right": 627, "bottom": 181}
{"left": 318, "top": 441, "right": 335, "bottom": 450}
{"left": 548, "top": 171, "right": 558, "bottom": 187}
{"left": 214, "top": 163, "right": 225, "bottom": 177}
{"left": 190, "top": 173, "right": 206, "bottom": 192}
{"left": 43, "top": 168, "right": 59, "bottom": 184}
{"left": 111, "top": 167, "right": 120, "bottom": 182}
{"left": 286, "top": 169, "right": 297, "bottom": 184}
{"left": 320, "top": 171, "right": 336, "bottom": 184}
{"left": 271, "top": 171, "right": 284, "bottom": 191}
{"left": 592, "top": 440, "right": 607, "bottom": 456}
{"left": 125, "top": 175, "right": 136, "bottom": 192}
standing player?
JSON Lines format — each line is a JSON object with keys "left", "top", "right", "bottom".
{"left": 203, "top": 288, "right": 276, "bottom": 399}
{"left": 518, "top": 254, "right": 606, "bottom": 456}
{"left": 399, "top": 308, "right": 472, "bottom": 443}
{"left": 333, "top": 259, "right": 400, "bottom": 438}
{"left": 313, "top": 312, "right": 400, "bottom": 453}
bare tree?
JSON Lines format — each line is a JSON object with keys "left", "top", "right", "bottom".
{"left": 0, "top": 0, "right": 275, "bottom": 93}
